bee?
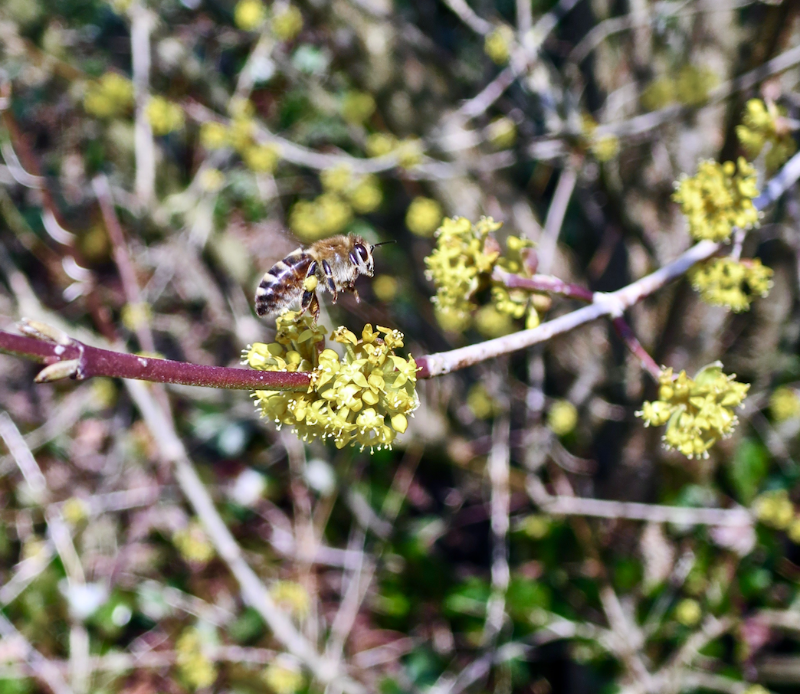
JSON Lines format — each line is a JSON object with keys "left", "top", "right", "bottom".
{"left": 255, "top": 234, "right": 387, "bottom": 321}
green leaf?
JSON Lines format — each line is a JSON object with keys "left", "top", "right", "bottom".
{"left": 729, "top": 438, "right": 769, "bottom": 504}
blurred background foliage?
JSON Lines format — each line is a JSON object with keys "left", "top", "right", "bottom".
{"left": 1, "top": 0, "right": 800, "bottom": 692}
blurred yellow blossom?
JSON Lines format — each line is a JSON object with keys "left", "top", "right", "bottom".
{"left": 245, "top": 313, "right": 418, "bottom": 451}
{"left": 176, "top": 628, "right": 216, "bottom": 689}
{"left": 674, "top": 598, "right": 702, "bottom": 626}
{"left": 234, "top": 0, "right": 265, "bottom": 30}
{"left": 638, "top": 363, "right": 749, "bottom": 459}
{"left": 121, "top": 302, "right": 151, "bottom": 332}
{"left": 242, "top": 143, "right": 280, "bottom": 173}
{"left": 690, "top": 257, "right": 772, "bottom": 312}
{"left": 199, "top": 167, "right": 225, "bottom": 193}
{"left": 341, "top": 91, "right": 376, "bottom": 124}
{"left": 466, "top": 383, "right": 497, "bottom": 419}
{"left": 754, "top": 489, "right": 794, "bottom": 530}
{"left": 486, "top": 116, "right": 516, "bottom": 149}
{"left": 406, "top": 197, "right": 443, "bottom": 237}
{"left": 320, "top": 165, "right": 352, "bottom": 193}
{"left": 372, "top": 275, "right": 399, "bottom": 302}
{"left": 737, "top": 98, "right": 797, "bottom": 172}
{"left": 474, "top": 304, "right": 515, "bottom": 337}
{"left": 675, "top": 65, "right": 717, "bottom": 106}
{"left": 484, "top": 25, "right": 514, "bottom": 65}
{"left": 62, "top": 498, "right": 89, "bottom": 526}
{"left": 263, "top": 661, "right": 304, "bottom": 694}
{"left": 770, "top": 386, "right": 800, "bottom": 423}
{"left": 788, "top": 517, "right": 800, "bottom": 544}
{"left": 271, "top": 581, "right": 310, "bottom": 616}
{"left": 673, "top": 158, "right": 760, "bottom": 242}
{"left": 366, "top": 132, "right": 398, "bottom": 157}
{"left": 397, "top": 137, "right": 423, "bottom": 169}
{"left": 641, "top": 76, "right": 674, "bottom": 111}
{"left": 146, "top": 96, "right": 184, "bottom": 135}
{"left": 83, "top": 73, "right": 134, "bottom": 118}
{"left": 547, "top": 400, "right": 578, "bottom": 436}
{"left": 290, "top": 194, "right": 352, "bottom": 241}
{"left": 271, "top": 4, "right": 303, "bottom": 41}
{"left": 348, "top": 175, "right": 382, "bottom": 213}
{"left": 199, "top": 121, "right": 229, "bottom": 149}
{"left": 173, "top": 522, "right": 215, "bottom": 564}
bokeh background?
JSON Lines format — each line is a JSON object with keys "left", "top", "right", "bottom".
{"left": 1, "top": 0, "right": 800, "bottom": 692}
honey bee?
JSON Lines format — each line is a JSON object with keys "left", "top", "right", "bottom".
{"left": 255, "top": 234, "right": 387, "bottom": 321}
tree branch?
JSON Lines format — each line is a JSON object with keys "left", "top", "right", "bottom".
{"left": 0, "top": 328, "right": 311, "bottom": 391}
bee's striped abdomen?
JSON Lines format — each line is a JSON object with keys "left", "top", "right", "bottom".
{"left": 255, "top": 249, "right": 312, "bottom": 316}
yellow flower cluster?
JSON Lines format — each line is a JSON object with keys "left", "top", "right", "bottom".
{"left": 466, "top": 383, "right": 498, "bottom": 419}
{"left": 200, "top": 121, "right": 229, "bottom": 149}
{"left": 638, "top": 363, "right": 749, "bottom": 459}
{"left": 753, "top": 489, "right": 794, "bottom": 530}
{"left": 365, "top": 133, "right": 423, "bottom": 167}
{"left": 737, "top": 98, "right": 796, "bottom": 172}
{"left": 474, "top": 304, "right": 515, "bottom": 337}
{"left": 581, "top": 114, "right": 620, "bottom": 162}
{"left": 243, "top": 143, "right": 280, "bottom": 172}
{"left": 176, "top": 628, "right": 216, "bottom": 689}
{"left": 146, "top": 96, "right": 184, "bottom": 136}
{"left": 424, "top": 217, "right": 502, "bottom": 330}
{"left": 341, "top": 90, "right": 376, "bottom": 124}
{"left": 271, "top": 581, "right": 310, "bottom": 616}
{"left": 289, "top": 169, "right": 381, "bottom": 241}
{"left": 770, "top": 386, "right": 800, "bottom": 423}
{"left": 641, "top": 76, "right": 674, "bottom": 112}
{"left": 673, "top": 158, "right": 760, "bottom": 242}
{"left": 495, "top": 234, "right": 542, "bottom": 328}
{"left": 372, "top": 275, "right": 398, "bottom": 301}
{"left": 675, "top": 65, "right": 718, "bottom": 106}
{"left": 271, "top": 4, "right": 303, "bottom": 40}
{"left": 406, "top": 196, "right": 443, "bottom": 237}
{"left": 547, "top": 400, "right": 578, "bottom": 436}
{"left": 245, "top": 314, "right": 418, "bottom": 451}
{"left": 199, "top": 167, "right": 225, "bottom": 192}
{"left": 486, "top": 116, "right": 516, "bottom": 149}
{"left": 173, "top": 522, "right": 215, "bottom": 564}
{"left": 198, "top": 103, "right": 281, "bottom": 174}
{"left": 234, "top": 0, "right": 265, "bottom": 30}
{"left": 484, "top": 25, "right": 514, "bottom": 65}
{"left": 263, "top": 661, "right": 304, "bottom": 694}
{"left": 83, "top": 73, "right": 134, "bottom": 118}
{"left": 690, "top": 257, "right": 772, "bottom": 312}
{"left": 674, "top": 598, "right": 702, "bottom": 627}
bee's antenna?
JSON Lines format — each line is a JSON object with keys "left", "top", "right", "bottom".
{"left": 372, "top": 240, "right": 397, "bottom": 248}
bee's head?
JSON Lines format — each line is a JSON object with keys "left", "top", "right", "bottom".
{"left": 349, "top": 238, "right": 375, "bottom": 277}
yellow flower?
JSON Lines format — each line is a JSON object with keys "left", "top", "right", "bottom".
{"left": 690, "top": 257, "right": 772, "bottom": 312}
{"left": 486, "top": 116, "right": 516, "bottom": 149}
{"left": 366, "top": 132, "right": 398, "bottom": 157}
{"left": 424, "top": 216, "right": 502, "bottom": 330}
{"left": 271, "top": 581, "right": 310, "bottom": 616}
{"left": 397, "top": 137, "right": 423, "bottom": 169}
{"left": 637, "top": 363, "right": 749, "bottom": 459}
{"left": 271, "top": 5, "right": 303, "bottom": 41}
{"left": 146, "top": 96, "right": 184, "bottom": 136}
{"left": 199, "top": 121, "right": 229, "bottom": 149}
{"left": 737, "top": 98, "right": 797, "bottom": 172}
{"left": 83, "top": 73, "right": 134, "bottom": 118}
{"left": 484, "top": 25, "right": 514, "bottom": 65}
{"left": 474, "top": 305, "right": 514, "bottom": 337}
{"left": 199, "top": 168, "right": 225, "bottom": 193}
{"left": 673, "top": 158, "right": 760, "bottom": 242}
{"left": 641, "top": 76, "right": 674, "bottom": 111}
{"left": 372, "top": 275, "right": 398, "bottom": 302}
{"left": 121, "top": 302, "right": 151, "bottom": 332}
{"left": 406, "top": 197, "right": 443, "bottom": 237}
{"left": 242, "top": 143, "right": 280, "bottom": 173}
{"left": 754, "top": 489, "right": 794, "bottom": 530}
{"left": 590, "top": 134, "right": 620, "bottom": 162}
{"left": 467, "top": 383, "right": 496, "bottom": 419}
{"left": 173, "top": 522, "right": 215, "bottom": 564}
{"left": 348, "top": 175, "right": 382, "bottom": 213}
{"left": 246, "top": 314, "right": 418, "bottom": 452}
{"left": 341, "top": 91, "right": 376, "bottom": 124}
{"left": 176, "top": 628, "right": 217, "bottom": 689}
{"left": 674, "top": 598, "right": 702, "bottom": 627}
{"left": 290, "top": 194, "right": 353, "bottom": 241}
{"left": 320, "top": 165, "right": 352, "bottom": 193}
{"left": 263, "top": 661, "right": 304, "bottom": 694}
{"left": 61, "top": 498, "right": 89, "bottom": 525}
{"left": 770, "top": 386, "right": 800, "bottom": 423}
{"left": 521, "top": 514, "right": 551, "bottom": 539}
{"left": 547, "top": 400, "right": 578, "bottom": 436}
{"left": 234, "top": 0, "right": 265, "bottom": 30}
{"left": 675, "top": 65, "right": 717, "bottom": 106}
{"left": 787, "top": 517, "right": 800, "bottom": 544}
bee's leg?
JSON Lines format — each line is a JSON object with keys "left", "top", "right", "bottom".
{"left": 298, "top": 262, "right": 318, "bottom": 318}
{"left": 344, "top": 281, "right": 361, "bottom": 304}
{"left": 321, "top": 259, "right": 337, "bottom": 301}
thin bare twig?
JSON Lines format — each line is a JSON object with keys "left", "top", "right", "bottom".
{"left": 130, "top": 3, "right": 155, "bottom": 205}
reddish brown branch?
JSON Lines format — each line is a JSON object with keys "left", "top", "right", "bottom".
{"left": 0, "top": 330, "right": 311, "bottom": 391}
{"left": 494, "top": 269, "right": 596, "bottom": 303}
{"left": 611, "top": 317, "right": 661, "bottom": 380}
